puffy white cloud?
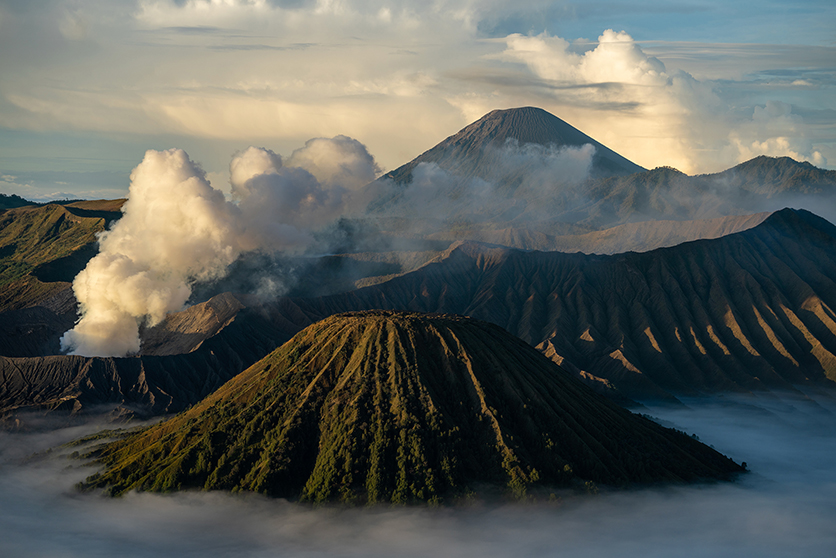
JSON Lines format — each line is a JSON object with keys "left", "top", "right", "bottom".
{"left": 496, "top": 30, "right": 726, "bottom": 174}
{"left": 729, "top": 101, "right": 828, "bottom": 167}
{"left": 501, "top": 30, "right": 667, "bottom": 86}
{"left": 489, "top": 29, "right": 835, "bottom": 174}
{"left": 229, "top": 146, "right": 323, "bottom": 251}
{"left": 382, "top": 139, "right": 596, "bottom": 226}
{"left": 285, "top": 135, "right": 381, "bottom": 190}
{"left": 0, "top": 0, "right": 832, "bottom": 187}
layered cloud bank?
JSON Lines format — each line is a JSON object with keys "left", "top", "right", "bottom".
{"left": 60, "top": 137, "right": 379, "bottom": 357}
{"left": 0, "top": 0, "right": 832, "bottom": 201}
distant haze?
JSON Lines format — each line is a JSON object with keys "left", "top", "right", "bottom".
{"left": 59, "top": 107, "right": 836, "bottom": 357}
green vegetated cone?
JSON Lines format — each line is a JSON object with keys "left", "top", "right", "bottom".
{"left": 84, "top": 311, "right": 743, "bottom": 504}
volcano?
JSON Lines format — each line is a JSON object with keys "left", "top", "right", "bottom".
{"left": 85, "top": 311, "right": 742, "bottom": 504}
{"left": 383, "top": 106, "right": 645, "bottom": 184}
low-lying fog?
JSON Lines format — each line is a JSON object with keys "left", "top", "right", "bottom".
{"left": 2, "top": 391, "right": 835, "bottom": 557}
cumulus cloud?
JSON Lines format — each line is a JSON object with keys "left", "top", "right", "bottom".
{"left": 729, "top": 101, "right": 828, "bottom": 167}
{"left": 491, "top": 30, "right": 830, "bottom": 174}
{"left": 501, "top": 29, "right": 668, "bottom": 85}
{"left": 1, "top": 0, "right": 833, "bottom": 203}
{"left": 60, "top": 136, "right": 381, "bottom": 357}
{"left": 286, "top": 135, "right": 381, "bottom": 191}
{"left": 231, "top": 137, "right": 381, "bottom": 250}
{"left": 496, "top": 30, "right": 724, "bottom": 174}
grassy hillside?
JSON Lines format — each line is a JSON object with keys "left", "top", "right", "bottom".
{"left": 0, "top": 201, "right": 123, "bottom": 311}
{"left": 83, "top": 311, "right": 742, "bottom": 504}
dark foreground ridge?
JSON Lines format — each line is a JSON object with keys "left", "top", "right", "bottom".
{"left": 84, "top": 311, "right": 743, "bottom": 504}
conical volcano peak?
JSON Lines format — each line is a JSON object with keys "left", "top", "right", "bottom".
{"left": 383, "top": 106, "right": 644, "bottom": 185}
{"left": 85, "top": 310, "right": 742, "bottom": 504}
{"left": 454, "top": 106, "right": 607, "bottom": 150}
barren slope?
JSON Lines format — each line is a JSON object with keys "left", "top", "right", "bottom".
{"left": 382, "top": 107, "right": 645, "bottom": 186}
{"left": 0, "top": 294, "right": 297, "bottom": 425}
{"left": 425, "top": 212, "right": 771, "bottom": 253}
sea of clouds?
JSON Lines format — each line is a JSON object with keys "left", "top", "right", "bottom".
{"left": 2, "top": 392, "right": 835, "bottom": 557}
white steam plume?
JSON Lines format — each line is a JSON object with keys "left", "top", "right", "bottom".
{"left": 60, "top": 149, "right": 244, "bottom": 357}
{"left": 62, "top": 137, "right": 381, "bottom": 357}
{"left": 229, "top": 137, "right": 379, "bottom": 250}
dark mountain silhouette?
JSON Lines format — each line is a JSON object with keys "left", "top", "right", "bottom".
{"left": 362, "top": 108, "right": 836, "bottom": 250}
{"left": 83, "top": 311, "right": 742, "bottom": 503}
{"left": 382, "top": 107, "right": 645, "bottom": 185}
{"left": 268, "top": 209, "right": 836, "bottom": 401}
{"left": 0, "top": 193, "right": 33, "bottom": 210}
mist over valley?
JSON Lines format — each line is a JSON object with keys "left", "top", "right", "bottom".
{"left": 2, "top": 393, "right": 835, "bottom": 557}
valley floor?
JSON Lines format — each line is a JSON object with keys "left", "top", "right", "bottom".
{"left": 1, "top": 392, "right": 835, "bottom": 557}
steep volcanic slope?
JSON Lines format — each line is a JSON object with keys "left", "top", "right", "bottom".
{"left": 0, "top": 202, "right": 120, "bottom": 312}
{"left": 273, "top": 209, "right": 836, "bottom": 400}
{"left": 383, "top": 106, "right": 645, "bottom": 184}
{"left": 425, "top": 212, "right": 771, "bottom": 254}
{"left": 84, "top": 312, "right": 742, "bottom": 503}
{"left": 0, "top": 200, "right": 125, "bottom": 356}
{"left": 4, "top": 209, "right": 835, "bottom": 420}
{"left": 362, "top": 108, "right": 835, "bottom": 251}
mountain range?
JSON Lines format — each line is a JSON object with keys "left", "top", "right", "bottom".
{"left": 2, "top": 107, "right": 836, "bottom": 425}
{"left": 3, "top": 207, "right": 836, "bottom": 423}
{"left": 365, "top": 107, "right": 836, "bottom": 243}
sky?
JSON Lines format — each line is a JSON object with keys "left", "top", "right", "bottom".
{"left": 0, "top": 0, "right": 834, "bottom": 201}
